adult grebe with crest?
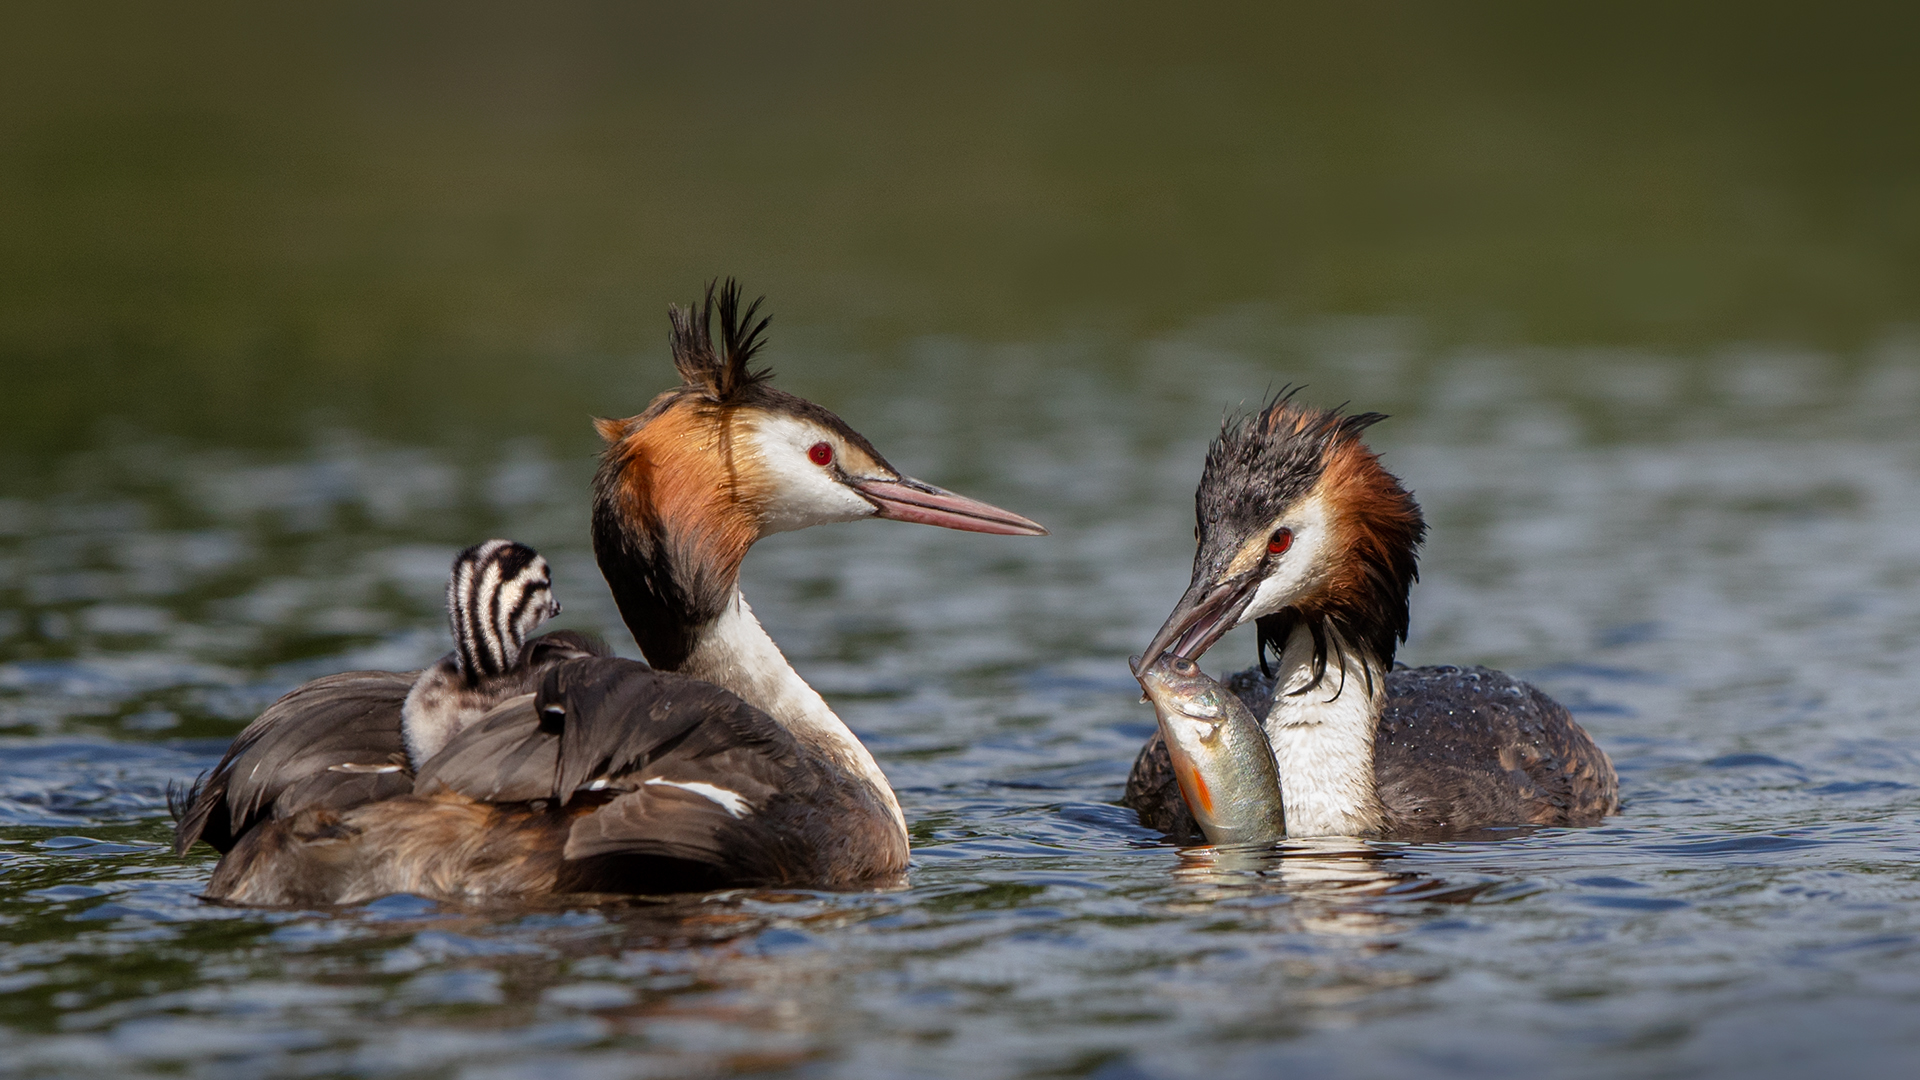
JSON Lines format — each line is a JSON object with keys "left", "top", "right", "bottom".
{"left": 171, "top": 281, "right": 1046, "bottom": 904}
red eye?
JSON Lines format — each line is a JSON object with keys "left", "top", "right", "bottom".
{"left": 808, "top": 442, "right": 834, "bottom": 466}
{"left": 1268, "top": 528, "right": 1293, "bottom": 555}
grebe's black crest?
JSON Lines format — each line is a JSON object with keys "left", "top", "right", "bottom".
{"left": 1198, "top": 388, "right": 1384, "bottom": 542}
{"left": 669, "top": 278, "right": 774, "bottom": 405}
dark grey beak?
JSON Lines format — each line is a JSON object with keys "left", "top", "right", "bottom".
{"left": 1138, "top": 573, "right": 1260, "bottom": 672}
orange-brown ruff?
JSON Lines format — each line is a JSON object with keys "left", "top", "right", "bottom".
{"left": 596, "top": 401, "right": 760, "bottom": 614}
{"left": 1126, "top": 392, "right": 1618, "bottom": 840}
{"left": 171, "top": 280, "right": 1045, "bottom": 905}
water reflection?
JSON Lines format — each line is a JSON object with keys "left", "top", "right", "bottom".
{"left": 1169, "top": 837, "right": 1505, "bottom": 944}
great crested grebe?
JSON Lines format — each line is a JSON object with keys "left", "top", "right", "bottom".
{"left": 170, "top": 281, "right": 1046, "bottom": 905}
{"left": 1124, "top": 393, "right": 1616, "bottom": 840}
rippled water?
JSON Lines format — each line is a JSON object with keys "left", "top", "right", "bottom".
{"left": 4, "top": 322, "right": 1919, "bottom": 1078}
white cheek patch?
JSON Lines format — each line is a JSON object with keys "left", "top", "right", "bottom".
{"left": 645, "top": 777, "right": 754, "bottom": 818}
{"left": 1239, "top": 490, "right": 1336, "bottom": 624}
{"left": 745, "top": 414, "right": 880, "bottom": 535}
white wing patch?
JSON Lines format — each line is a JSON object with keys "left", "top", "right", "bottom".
{"left": 643, "top": 777, "right": 753, "bottom": 818}
{"left": 327, "top": 762, "right": 404, "bottom": 774}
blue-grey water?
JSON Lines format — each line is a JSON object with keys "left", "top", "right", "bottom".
{"left": 5, "top": 332, "right": 1920, "bottom": 1079}
{"left": 5, "top": 5, "right": 1920, "bottom": 1078}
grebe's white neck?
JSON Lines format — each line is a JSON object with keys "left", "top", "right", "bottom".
{"left": 1263, "top": 620, "right": 1387, "bottom": 837}
{"left": 679, "top": 589, "right": 906, "bottom": 835}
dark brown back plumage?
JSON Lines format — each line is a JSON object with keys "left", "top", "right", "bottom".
{"left": 171, "top": 630, "right": 608, "bottom": 859}
{"left": 201, "top": 656, "right": 906, "bottom": 905}
{"left": 170, "top": 669, "right": 415, "bottom": 857}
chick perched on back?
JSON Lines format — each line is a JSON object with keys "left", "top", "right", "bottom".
{"left": 401, "top": 539, "right": 564, "bottom": 768}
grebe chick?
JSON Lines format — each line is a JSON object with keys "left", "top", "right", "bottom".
{"left": 402, "top": 539, "right": 564, "bottom": 767}
{"left": 1125, "top": 392, "right": 1617, "bottom": 840}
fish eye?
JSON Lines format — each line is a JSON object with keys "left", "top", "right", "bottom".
{"left": 808, "top": 442, "right": 834, "bottom": 466}
{"left": 1172, "top": 657, "right": 1196, "bottom": 675}
{"left": 1268, "top": 527, "right": 1293, "bottom": 555}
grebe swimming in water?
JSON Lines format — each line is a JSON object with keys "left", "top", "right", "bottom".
{"left": 1125, "top": 393, "right": 1616, "bottom": 840}
{"left": 171, "top": 281, "right": 1046, "bottom": 904}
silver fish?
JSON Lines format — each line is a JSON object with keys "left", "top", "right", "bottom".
{"left": 1134, "top": 654, "right": 1286, "bottom": 847}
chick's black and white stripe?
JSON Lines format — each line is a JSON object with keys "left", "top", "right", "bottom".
{"left": 403, "top": 540, "right": 564, "bottom": 768}
{"left": 449, "top": 539, "right": 555, "bottom": 681}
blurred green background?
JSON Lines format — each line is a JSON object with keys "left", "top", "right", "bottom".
{"left": 3, "top": 1, "right": 1917, "bottom": 461}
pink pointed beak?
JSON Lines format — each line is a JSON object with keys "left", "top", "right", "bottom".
{"left": 851, "top": 476, "right": 1047, "bottom": 536}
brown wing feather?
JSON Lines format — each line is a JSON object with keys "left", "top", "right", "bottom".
{"left": 173, "top": 669, "right": 415, "bottom": 856}
{"left": 410, "top": 694, "right": 559, "bottom": 803}
{"left": 542, "top": 658, "right": 829, "bottom": 883}
{"left": 176, "top": 631, "right": 610, "bottom": 858}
